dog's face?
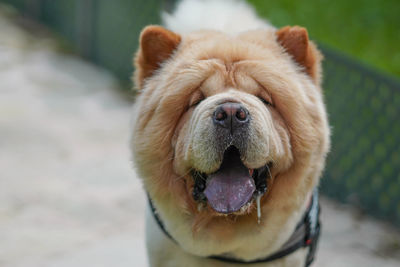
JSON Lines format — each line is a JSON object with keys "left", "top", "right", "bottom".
{"left": 132, "top": 26, "right": 329, "bottom": 234}
{"left": 173, "top": 68, "right": 293, "bottom": 215}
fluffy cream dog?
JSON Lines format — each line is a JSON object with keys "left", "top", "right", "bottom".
{"left": 131, "top": 0, "right": 330, "bottom": 266}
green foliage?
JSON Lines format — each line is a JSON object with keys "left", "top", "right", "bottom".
{"left": 248, "top": 0, "right": 400, "bottom": 76}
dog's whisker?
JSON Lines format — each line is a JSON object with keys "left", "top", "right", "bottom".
{"left": 166, "top": 156, "right": 175, "bottom": 162}
{"left": 266, "top": 164, "right": 272, "bottom": 178}
{"left": 174, "top": 169, "right": 192, "bottom": 182}
{"left": 198, "top": 172, "right": 207, "bottom": 181}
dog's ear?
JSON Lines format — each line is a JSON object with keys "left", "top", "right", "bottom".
{"left": 276, "top": 26, "right": 322, "bottom": 85}
{"left": 134, "top": 25, "right": 181, "bottom": 89}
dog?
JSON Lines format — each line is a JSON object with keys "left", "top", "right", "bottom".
{"left": 131, "top": 0, "right": 330, "bottom": 266}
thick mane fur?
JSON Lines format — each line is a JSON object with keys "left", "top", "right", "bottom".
{"left": 162, "top": 0, "right": 273, "bottom": 35}
{"left": 133, "top": 1, "right": 330, "bottom": 266}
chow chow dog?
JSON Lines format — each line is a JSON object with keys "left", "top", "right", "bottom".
{"left": 131, "top": 0, "right": 330, "bottom": 266}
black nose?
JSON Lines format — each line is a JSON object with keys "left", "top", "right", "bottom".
{"left": 213, "top": 102, "right": 249, "bottom": 132}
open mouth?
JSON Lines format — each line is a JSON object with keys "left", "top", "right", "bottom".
{"left": 192, "top": 146, "right": 272, "bottom": 214}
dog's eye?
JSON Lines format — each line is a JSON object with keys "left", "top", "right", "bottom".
{"left": 258, "top": 97, "right": 272, "bottom": 107}
{"left": 189, "top": 91, "right": 205, "bottom": 107}
{"left": 191, "top": 98, "right": 204, "bottom": 106}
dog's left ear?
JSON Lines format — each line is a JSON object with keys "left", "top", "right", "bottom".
{"left": 134, "top": 25, "right": 181, "bottom": 89}
{"left": 276, "top": 26, "right": 322, "bottom": 85}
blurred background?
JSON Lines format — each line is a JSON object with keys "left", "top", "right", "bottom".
{"left": 0, "top": 0, "right": 399, "bottom": 266}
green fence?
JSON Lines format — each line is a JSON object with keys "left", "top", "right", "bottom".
{"left": 3, "top": 0, "right": 400, "bottom": 226}
{"left": 1, "top": 0, "right": 166, "bottom": 81}
{"left": 321, "top": 48, "right": 400, "bottom": 225}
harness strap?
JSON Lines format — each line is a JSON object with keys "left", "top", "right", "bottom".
{"left": 148, "top": 189, "right": 321, "bottom": 266}
{"left": 148, "top": 197, "right": 175, "bottom": 241}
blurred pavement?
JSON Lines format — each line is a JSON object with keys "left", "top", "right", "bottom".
{"left": 1, "top": 7, "right": 399, "bottom": 267}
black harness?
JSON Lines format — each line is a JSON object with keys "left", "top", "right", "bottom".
{"left": 148, "top": 190, "right": 321, "bottom": 266}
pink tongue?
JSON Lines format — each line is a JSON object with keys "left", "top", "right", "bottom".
{"left": 204, "top": 148, "right": 255, "bottom": 214}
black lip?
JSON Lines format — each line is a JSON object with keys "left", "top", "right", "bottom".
{"left": 253, "top": 162, "right": 273, "bottom": 196}
{"left": 191, "top": 148, "right": 272, "bottom": 203}
{"left": 192, "top": 170, "right": 207, "bottom": 202}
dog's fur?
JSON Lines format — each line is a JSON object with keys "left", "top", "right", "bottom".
{"left": 131, "top": 0, "right": 330, "bottom": 266}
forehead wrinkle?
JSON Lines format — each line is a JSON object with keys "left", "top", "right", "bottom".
{"left": 229, "top": 63, "right": 261, "bottom": 95}
{"left": 161, "top": 59, "right": 222, "bottom": 100}
{"left": 233, "top": 60, "right": 305, "bottom": 99}
{"left": 198, "top": 63, "right": 230, "bottom": 96}
{"left": 199, "top": 61, "right": 258, "bottom": 93}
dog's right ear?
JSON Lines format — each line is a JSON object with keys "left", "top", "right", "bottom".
{"left": 134, "top": 25, "right": 181, "bottom": 89}
{"left": 276, "top": 26, "right": 322, "bottom": 85}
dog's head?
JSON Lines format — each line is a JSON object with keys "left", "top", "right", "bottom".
{"left": 132, "top": 25, "right": 329, "bottom": 234}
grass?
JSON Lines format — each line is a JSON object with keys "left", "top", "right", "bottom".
{"left": 248, "top": 0, "right": 400, "bottom": 77}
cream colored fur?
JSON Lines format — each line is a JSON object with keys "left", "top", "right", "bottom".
{"left": 131, "top": 1, "right": 330, "bottom": 266}
{"left": 146, "top": 207, "right": 308, "bottom": 267}
{"left": 162, "top": 0, "right": 273, "bottom": 35}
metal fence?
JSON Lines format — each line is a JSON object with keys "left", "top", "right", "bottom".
{"left": 1, "top": 0, "right": 166, "bottom": 81}
{"left": 3, "top": 0, "right": 400, "bottom": 226}
{"left": 321, "top": 48, "right": 400, "bottom": 225}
